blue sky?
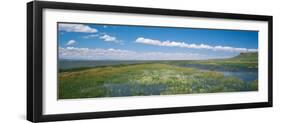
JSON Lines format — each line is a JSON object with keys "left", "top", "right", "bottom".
{"left": 58, "top": 23, "right": 258, "bottom": 60}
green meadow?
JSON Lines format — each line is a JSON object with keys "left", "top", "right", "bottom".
{"left": 58, "top": 52, "right": 258, "bottom": 99}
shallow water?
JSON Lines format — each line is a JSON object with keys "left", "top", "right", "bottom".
{"left": 221, "top": 71, "right": 258, "bottom": 83}
{"left": 183, "top": 64, "right": 258, "bottom": 83}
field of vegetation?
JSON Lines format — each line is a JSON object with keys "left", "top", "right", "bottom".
{"left": 58, "top": 52, "right": 258, "bottom": 99}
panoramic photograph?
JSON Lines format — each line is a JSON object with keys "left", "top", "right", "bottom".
{"left": 58, "top": 22, "right": 258, "bottom": 99}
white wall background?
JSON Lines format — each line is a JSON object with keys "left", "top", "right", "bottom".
{"left": 0, "top": 0, "right": 280, "bottom": 122}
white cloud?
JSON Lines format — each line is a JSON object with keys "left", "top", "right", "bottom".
{"left": 59, "top": 47, "right": 216, "bottom": 60}
{"left": 99, "top": 34, "right": 123, "bottom": 44}
{"left": 83, "top": 33, "right": 122, "bottom": 44}
{"left": 99, "top": 34, "right": 117, "bottom": 42}
{"left": 59, "top": 23, "right": 98, "bottom": 33}
{"left": 66, "top": 40, "right": 76, "bottom": 46}
{"left": 135, "top": 37, "right": 257, "bottom": 52}
{"left": 83, "top": 34, "right": 99, "bottom": 39}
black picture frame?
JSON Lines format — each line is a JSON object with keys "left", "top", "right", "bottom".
{"left": 27, "top": 1, "right": 273, "bottom": 122}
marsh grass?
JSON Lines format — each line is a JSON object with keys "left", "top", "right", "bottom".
{"left": 59, "top": 63, "right": 257, "bottom": 99}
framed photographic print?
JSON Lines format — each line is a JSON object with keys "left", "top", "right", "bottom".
{"left": 27, "top": 1, "right": 273, "bottom": 122}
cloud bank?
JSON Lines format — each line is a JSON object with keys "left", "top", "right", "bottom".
{"left": 59, "top": 23, "right": 98, "bottom": 33}
{"left": 135, "top": 37, "right": 257, "bottom": 52}
{"left": 58, "top": 47, "right": 215, "bottom": 60}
